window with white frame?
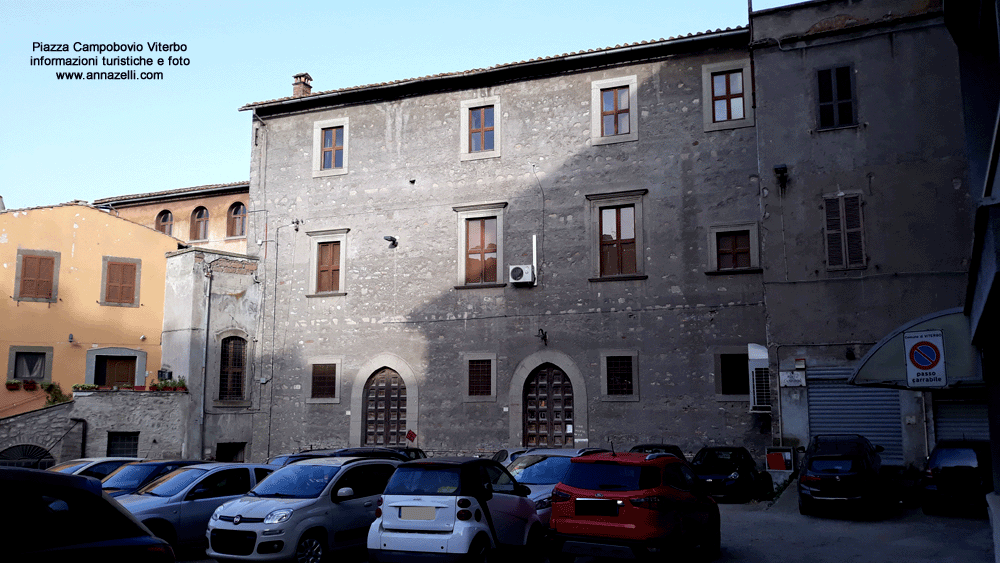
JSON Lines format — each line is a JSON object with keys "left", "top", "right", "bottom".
{"left": 453, "top": 202, "right": 506, "bottom": 287}
{"left": 701, "top": 59, "right": 754, "bottom": 132}
{"left": 591, "top": 76, "right": 638, "bottom": 145}
{"left": 306, "top": 228, "right": 349, "bottom": 296}
{"left": 307, "top": 356, "right": 342, "bottom": 404}
{"left": 600, "top": 350, "right": 639, "bottom": 401}
{"left": 707, "top": 223, "right": 760, "bottom": 273}
{"left": 462, "top": 352, "right": 497, "bottom": 402}
{"left": 460, "top": 96, "right": 502, "bottom": 161}
{"left": 587, "top": 190, "right": 647, "bottom": 281}
{"left": 312, "top": 117, "right": 350, "bottom": 177}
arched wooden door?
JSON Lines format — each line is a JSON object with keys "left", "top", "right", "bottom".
{"left": 363, "top": 368, "right": 407, "bottom": 446}
{"left": 523, "top": 363, "right": 574, "bottom": 447}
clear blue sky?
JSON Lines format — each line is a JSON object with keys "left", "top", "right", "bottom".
{"left": 0, "top": 0, "right": 792, "bottom": 210}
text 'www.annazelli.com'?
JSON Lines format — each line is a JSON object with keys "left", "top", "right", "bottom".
{"left": 54, "top": 70, "right": 165, "bottom": 80}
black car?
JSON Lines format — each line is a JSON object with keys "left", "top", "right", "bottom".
{"left": 796, "top": 434, "right": 884, "bottom": 516}
{"left": 101, "top": 459, "right": 204, "bottom": 497}
{"left": 921, "top": 440, "right": 993, "bottom": 516}
{"left": 1, "top": 466, "right": 175, "bottom": 562}
{"left": 691, "top": 446, "right": 772, "bottom": 502}
{"left": 629, "top": 443, "right": 686, "bottom": 460}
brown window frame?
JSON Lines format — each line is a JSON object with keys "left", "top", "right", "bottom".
{"left": 469, "top": 106, "right": 495, "bottom": 153}
{"left": 227, "top": 203, "right": 246, "bottom": 237}
{"left": 104, "top": 261, "right": 137, "bottom": 304}
{"left": 606, "top": 356, "right": 634, "bottom": 396}
{"left": 321, "top": 126, "right": 344, "bottom": 170}
{"left": 155, "top": 210, "right": 173, "bottom": 235}
{"left": 316, "top": 241, "right": 341, "bottom": 293}
{"left": 191, "top": 207, "right": 209, "bottom": 241}
{"left": 600, "top": 86, "right": 630, "bottom": 136}
{"left": 824, "top": 194, "right": 865, "bottom": 269}
{"left": 711, "top": 70, "right": 744, "bottom": 123}
{"left": 599, "top": 205, "right": 637, "bottom": 277}
{"left": 18, "top": 254, "right": 55, "bottom": 299}
{"left": 817, "top": 66, "right": 856, "bottom": 129}
{"left": 220, "top": 336, "right": 246, "bottom": 401}
{"left": 468, "top": 359, "right": 492, "bottom": 396}
{"left": 465, "top": 217, "right": 498, "bottom": 285}
{"left": 716, "top": 230, "right": 752, "bottom": 270}
{"left": 311, "top": 364, "right": 337, "bottom": 399}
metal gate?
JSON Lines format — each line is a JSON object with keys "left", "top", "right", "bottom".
{"left": 363, "top": 368, "right": 407, "bottom": 446}
{"left": 807, "top": 368, "right": 904, "bottom": 465}
{"left": 523, "top": 363, "right": 574, "bottom": 447}
{"left": 934, "top": 402, "right": 990, "bottom": 441}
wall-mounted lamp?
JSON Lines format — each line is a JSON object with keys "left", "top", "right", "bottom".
{"left": 384, "top": 235, "right": 398, "bottom": 248}
{"left": 774, "top": 164, "right": 789, "bottom": 194}
{"left": 140, "top": 335, "right": 147, "bottom": 341}
{"left": 68, "top": 334, "right": 73, "bottom": 343}
{"left": 536, "top": 328, "right": 548, "bottom": 346}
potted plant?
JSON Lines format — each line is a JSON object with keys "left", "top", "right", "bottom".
{"left": 175, "top": 378, "right": 188, "bottom": 391}
{"left": 118, "top": 384, "right": 134, "bottom": 391}
{"left": 5, "top": 380, "right": 21, "bottom": 391}
{"left": 22, "top": 379, "right": 38, "bottom": 391}
{"left": 71, "top": 383, "right": 98, "bottom": 392}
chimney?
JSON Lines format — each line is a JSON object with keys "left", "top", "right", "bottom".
{"left": 0, "top": 195, "right": 5, "bottom": 211}
{"left": 293, "top": 73, "right": 313, "bottom": 97}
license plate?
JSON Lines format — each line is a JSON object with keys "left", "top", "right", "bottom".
{"left": 575, "top": 499, "right": 620, "bottom": 516}
{"left": 400, "top": 506, "right": 436, "bottom": 520}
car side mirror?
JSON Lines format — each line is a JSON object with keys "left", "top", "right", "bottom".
{"left": 796, "top": 446, "right": 806, "bottom": 453}
{"left": 875, "top": 446, "right": 884, "bottom": 453}
{"left": 514, "top": 483, "right": 531, "bottom": 497}
{"left": 335, "top": 487, "right": 355, "bottom": 499}
{"left": 188, "top": 487, "right": 209, "bottom": 500}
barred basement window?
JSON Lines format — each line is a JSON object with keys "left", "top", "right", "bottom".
{"left": 468, "top": 359, "right": 492, "bottom": 396}
{"left": 107, "top": 432, "right": 139, "bottom": 457}
{"left": 606, "top": 356, "right": 634, "bottom": 395}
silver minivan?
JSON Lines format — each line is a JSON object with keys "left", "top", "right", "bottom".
{"left": 207, "top": 457, "right": 399, "bottom": 563}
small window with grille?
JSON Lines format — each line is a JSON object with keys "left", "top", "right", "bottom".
{"left": 600, "top": 350, "right": 638, "bottom": 401}
{"left": 463, "top": 353, "right": 496, "bottom": 402}
{"left": 468, "top": 359, "right": 492, "bottom": 396}
{"left": 311, "top": 364, "right": 336, "bottom": 399}
{"left": 107, "top": 432, "right": 139, "bottom": 457}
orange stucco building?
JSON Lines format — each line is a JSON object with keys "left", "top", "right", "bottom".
{"left": 93, "top": 181, "right": 249, "bottom": 255}
{"left": 0, "top": 203, "right": 182, "bottom": 417}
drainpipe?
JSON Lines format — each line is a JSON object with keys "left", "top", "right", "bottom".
{"left": 200, "top": 262, "right": 214, "bottom": 460}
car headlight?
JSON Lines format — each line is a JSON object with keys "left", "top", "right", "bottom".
{"left": 728, "top": 471, "right": 740, "bottom": 480}
{"left": 211, "top": 505, "right": 226, "bottom": 521}
{"left": 535, "top": 497, "right": 552, "bottom": 511}
{"left": 264, "top": 509, "right": 293, "bottom": 524}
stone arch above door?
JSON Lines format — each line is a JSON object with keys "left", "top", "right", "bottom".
{"left": 509, "top": 350, "right": 588, "bottom": 448}
{"left": 350, "top": 353, "right": 419, "bottom": 447}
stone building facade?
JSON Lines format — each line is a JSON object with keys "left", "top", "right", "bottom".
{"left": 238, "top": 29, "right": 770, "bottom": 460}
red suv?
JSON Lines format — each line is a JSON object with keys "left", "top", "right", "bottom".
{"left": 548, "top": 452, "right": 719, "bottom": 561}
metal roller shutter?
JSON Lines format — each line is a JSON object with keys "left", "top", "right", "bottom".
{"left": 933, "top": 402, "right": 990, "bottom": 442}
{"left": 808, "top": 368, "right": 904, "bottom": 465}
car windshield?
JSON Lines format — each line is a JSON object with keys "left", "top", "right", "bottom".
{"left": 563, "top": 462, "right": 661, "bottom": 491}
{"left": 809, "top": 457, "right": 858, "bottom": 473}
{"left": 253, "top": 465, "right": 341, "bottom": 498}
{"left": 384, "top": 466, "right": 462, "bottom": 495}
{"left": 507, "top": 455, "right": 573, "bottom": 485}
{"left": 102, "top": 464, "right": 158, "bottom": 489}
{"left": 48, "top": 461, "right": 89, "bottom": 474}
{"left": 693, "top": 450, "right": 740, "bottom": 465}
{"left": 137, "top": 467, "right": 207, "bottom": 497}
{"left": 930, "top": 447, "right": 980, "bottom": 469}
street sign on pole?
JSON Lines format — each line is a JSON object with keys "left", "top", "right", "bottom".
{"left": 904, "top": 330, "right": 946, "bottom": 388}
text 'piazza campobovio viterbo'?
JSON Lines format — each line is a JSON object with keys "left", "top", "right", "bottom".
{"left": 32, "top": 42, "right": 187, "bottom": 53}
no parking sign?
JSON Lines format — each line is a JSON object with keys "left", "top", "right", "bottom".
{"left": 904, "top": 330, "right": 946, "bottom": 388}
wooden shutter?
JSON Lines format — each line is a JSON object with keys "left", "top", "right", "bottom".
{"left": 106, "top": 262, "right": 136, "bottom": 304}
{"left": 316, "top": 242, "right": 340, "bottom": 292}
{"left": 20, "top": 255, "right": 54, "bottom": 299}
{"left": 825, "top": 196, "right": 864, "bottom": 269}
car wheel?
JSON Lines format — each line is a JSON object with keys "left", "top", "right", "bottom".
{"left": 798, "top": 494, "right": 814, "bottom": 516}
{"left": 295, "top": 533, "right": 325, "bottom": 563}
{"left": 144, "top": 520, "right": 176, "bottom": 547}
{"left": 524, "top": 525, "right": 546, "bottom": 563}
{"left": 466, "top": 535, "right": 492, "bottom": 563}
{"left": 700, "top": 512, "right": 721, "bottom": 561}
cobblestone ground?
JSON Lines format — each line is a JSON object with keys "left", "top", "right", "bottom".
{"left": 183, "top": 486, "right": 994, "bottom": 563}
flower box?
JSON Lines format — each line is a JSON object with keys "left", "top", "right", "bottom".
{"left": 5, "top": 381, "right": 20, "bottom": 391}
{"left": 22, "top": 380, "right": 38, "bottom": 391}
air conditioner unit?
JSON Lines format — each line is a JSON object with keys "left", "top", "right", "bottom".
{"left": 509, "top": 265, "right": 535, "bottom": 284}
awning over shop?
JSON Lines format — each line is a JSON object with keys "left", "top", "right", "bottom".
{"left": 849, "top": 308, "right": 981, "bottom": 390}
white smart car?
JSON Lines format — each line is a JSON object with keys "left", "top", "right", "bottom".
{"left": 368, "top": 457, "right": 544, "bottom": 563}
